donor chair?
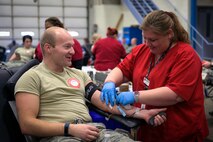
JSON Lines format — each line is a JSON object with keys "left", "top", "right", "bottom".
{"left": 2, "top": 59, "right": 142, "bottom": 142}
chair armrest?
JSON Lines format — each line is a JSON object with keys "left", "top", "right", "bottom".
{"left": 108, "top": 114, "right": 144, "bottom": 128}
{"left": 86, "top": 101, "right": 144, "bottom": 129}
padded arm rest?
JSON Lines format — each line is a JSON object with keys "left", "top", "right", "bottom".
{"left": 86, "top": 101, "right": 144, "bottom": 129}
{"left": 108, "top": 114, "right": 144, "bottom": 128}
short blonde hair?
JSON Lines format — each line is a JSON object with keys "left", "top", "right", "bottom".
{"left": 92, "top": 33, "right": 102, "bottom": 44}
{"left": 40, "top": 27, "right": 59, "bottom": 56}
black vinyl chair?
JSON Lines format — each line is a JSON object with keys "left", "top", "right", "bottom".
{"left": 0, "top": 46, "right": 6, "bottom": 61}
{"left": 0, "top": 65, "right": 26, "bottom": 142}
{"left": 5, "top": 59, "right": 40, "bottom": 101}
{"left": 0, "top": 59, "right": 39, "bottom": 142}
{"left": 5, "top": 45, "right": 18, "bottom": 62}
{"left": 2, "top": 59, "right": 142, "bottom": 142}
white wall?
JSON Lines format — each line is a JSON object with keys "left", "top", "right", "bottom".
{"left": 121, "top": 2, "right": 139, "bottom": 28}
{"left": 153, "top": 0, "right": 190, "bottom": 32}
{"left": 89, "top": 1, "right": 138, "bottom": 39}
{"left": 0, "top": 0, "right": 88, "bottom": 47}
{"left": 92, "top": 5, "right": 122, "bottom": 38}
{"left": 89, "top": 0, "right": 191, "bottom": 39}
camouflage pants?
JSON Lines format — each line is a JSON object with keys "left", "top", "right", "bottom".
{"left": 40, "top": 123, "right": 135, "bottom": 142}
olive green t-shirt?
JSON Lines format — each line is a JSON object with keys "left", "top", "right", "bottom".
{"left": 15, "top": 62, "right": 92, "bottom": 123}
{"left": 15, "top": 47, "right": 35, "bottom": 62}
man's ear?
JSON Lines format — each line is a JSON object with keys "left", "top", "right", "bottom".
{"left": 44, "top": 43, "right": 51, "bottom": 53}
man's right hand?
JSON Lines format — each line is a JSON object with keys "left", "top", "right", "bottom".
{"left": 100, "top": 82, "right": 116, "bottom": 106}
{"left": 70, "top": 124, "right": 99, "bottom": 141}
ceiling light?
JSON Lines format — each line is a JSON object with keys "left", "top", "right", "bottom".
{"left": 21, "top": 31, "right": 35, "bottom": 36}
{"left": 0, "top": 31, "right": 10, "bottom": 37}
{"left": 68, "top": 31, "right": 79, "bottom": 37}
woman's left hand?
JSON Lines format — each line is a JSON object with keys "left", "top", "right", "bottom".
{"left": 116, "top": 91, "right": 135, "bottom": 105}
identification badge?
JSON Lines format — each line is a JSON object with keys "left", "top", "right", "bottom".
{"left": 143, "top": 77, "right": 150, "bottom": 87}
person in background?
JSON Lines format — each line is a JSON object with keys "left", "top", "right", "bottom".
{"left": 202, "top": 59, "right": 213, "bottom": 116}
{"left": 100, "top": 10, "right": 209, "bottom": 142}
{"left": 15, "top": 27, "right": 167, "bottom": 142}
{"left": 82, "top": 38, "right": 92, "bottom": 66}
{"left": 35, "top": 16, "right": 83, "bottom": 69}
{"left": 92, "top": 33, "right": 102, "bottom": 44}
{"left": 71, "top": 38, "right": 83, "bottom": 69}
{"left": 5, "top": 35, "right": 35, "bottom": 68}
{"left": 0, "top": 45, "right": 6, "bottom": 62}
{"left": 34, "top": 17, "right": 64, "bottom": 62}
{"left": 90, "top": 33, "right": 102, "bottom": 65}
{"left": 91, "top": 33, "right": 102, "bottom": 52}
{"left": 7, "top": 39, "right": 18, "bottom": 50}
{"left": 202, "top": 60, "right": 213, "bottom": 68}
{"left": 121, "top": 37, "right": 129, "bottom": 50}
{"left": 5, "top": 39, "right": 20, "bottom": 62}
{"left": 126, "top": 37, "right": 138, "bottom": 54}
{"left": 92, "top": 27, "right": 127, "bottom": 71}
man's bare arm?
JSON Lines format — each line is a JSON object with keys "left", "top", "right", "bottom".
{"left": 90, "top": 89, "right": 166, "bottom": 125}
{"left": 16, "top": 92, "right": 100, "bottom": 141}
{"left": 16, "top": 92, "right": 64, "bottom": 137}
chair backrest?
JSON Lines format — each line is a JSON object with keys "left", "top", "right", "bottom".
{"left": 0, "top": 66, "right": 25, "bottom": 142}
{"left": 2, "top": 59, "right": 40, "bottom": 142}
{"left": 5, "top": 45, "right": 18, "bottom": 62}
{"left": 5, "top": 59, "right": 40, "bottom": 101}
{"left": 0, "top": 46, "right": 6, "bottom": 61}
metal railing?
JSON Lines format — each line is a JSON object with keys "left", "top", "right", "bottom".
{"left": 123, "top": 0, "right": 213, "bottom": 59}
{"left": 123, "top": 0, "right": 143, "bottom": 24}
{"left": 165, "top": 0, "right": 213, "bottom": 59}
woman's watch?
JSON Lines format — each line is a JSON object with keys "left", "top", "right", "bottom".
{"left": 134, "top": 91, "right": 140, "bottom": 103}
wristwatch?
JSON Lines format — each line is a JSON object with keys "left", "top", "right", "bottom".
{"left": 64, "top": 122, "right": 70, "bottom": 136}
{"left": 134, "top": 91, "right": 140, "bottom": 103}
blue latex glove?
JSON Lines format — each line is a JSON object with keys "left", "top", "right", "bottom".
{"left": 100, "top": 82, "right": 116, "bottom": 106}
{"left": 116, "top": 92, "right": 135, "bottom": 106}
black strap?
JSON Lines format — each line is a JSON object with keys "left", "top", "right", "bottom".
{"left": 85, "top": 82, "right": 99, "bottom": 101}
{"left": 64, "top": 122, "right": 71, "bottom": 136}
{"left": 146, "top": 41, "right": 173, "bottom": 78}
